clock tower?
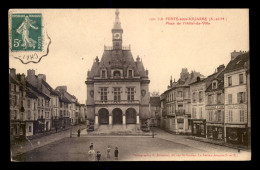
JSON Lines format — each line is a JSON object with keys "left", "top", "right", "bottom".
{"left": 112, "top": 9, "right": 123, "bottom": 50}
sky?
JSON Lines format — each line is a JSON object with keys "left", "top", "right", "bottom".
{"left": 9, "top": 9, "right": 249, "bottom": 104}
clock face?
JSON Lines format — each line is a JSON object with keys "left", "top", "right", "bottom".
{"left": 114, "top": 33, "right": 121, "bottom": 39}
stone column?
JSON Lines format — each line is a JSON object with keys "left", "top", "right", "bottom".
{"left": 94, "top": 115, "right": 99, "bottom": 129}
{"left": 109, "top": 115, "right": 112, "bottom": 129}
{"left": 183, "top": 116, "right": 186, "bottom": 133}
{"left": 123, "top": 115, "right": 126, "bottom": 124}
{"left": 136, "top": 115, "right": 140, "bottom": 124}
{"left": 123, "top": 114, "right": 126, "bottom": 129}
{"left": 175, "top": 118, "right": 178, "bottom": 134}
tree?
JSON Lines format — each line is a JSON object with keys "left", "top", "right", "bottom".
{"left": 150, "top": 91, "right": 160, "bottom": 97}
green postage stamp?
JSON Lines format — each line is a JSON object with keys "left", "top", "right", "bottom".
{"left": 11, "top": 13, "right": 42, "bottom": 51}
{"left": 9, "top": 10, "right": 51, "bottom": 64}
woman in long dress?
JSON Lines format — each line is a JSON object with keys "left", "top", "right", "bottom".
{"left": 16, "top": 16, "right": 38, "bottom": 49}
{"left": 88, "top": 147, "right": 96, "bottom": 161}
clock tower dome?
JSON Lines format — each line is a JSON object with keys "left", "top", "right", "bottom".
{"left": 112, "top": 9, "right": 123, "bottom": 50}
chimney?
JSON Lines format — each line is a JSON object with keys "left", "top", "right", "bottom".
{"left": 231, "top": 50, "right": 243, "bottom": 61}
{"left": 10, "top": 68, "right": 16, "bottom": 78}
{"left": 197, "top": 76, "right": 200, "bottom": 82}
{"left": 217, "top": 64, "right": 225, "bottom": 73}
{"left": 38, "top": 74, "right": 46, "bottom": 82}
{"left": 170, "top": 76, "right": 173, "bottom": 87}
{"left": 26, "top": 69, "right": 37, "bottom": 87}
{"left": 17, "top": 73, "right": 26, "bottom": 84}
{"left": 56, "top": 86, "right": 67, "bottom": 92}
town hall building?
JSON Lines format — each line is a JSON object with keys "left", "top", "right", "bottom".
{"left": 85, "top": 9, "right": 150, "bottom": 131}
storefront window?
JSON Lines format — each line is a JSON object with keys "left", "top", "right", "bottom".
{"left": 217, "top": 128, "right": 223, "bottom": 139}
{"left": 207, "top": 126, "right": 213, "bottom": 139}
{"left": 178, "top": 123, "right": 183, "bottom": 129}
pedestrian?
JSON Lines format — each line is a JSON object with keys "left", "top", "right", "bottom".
{"left": 77, "top": 128, "right": 81, "bottom": 137}
{"left": 89, "top": 142, "right": 93, "bottom": 150}
{"left": 114, "top": 147, "right": 119, "bottom": 160}
{"left": 88, "top": 147, "right": 96, "bottom": 161}
{"left": 55, "top": 126, "right": 58, "bottom": 133}
{"left": 96, "top": 151, "right": 101, "bottom": 162}
{"left": 107, "top": 145, "right": 111, "bottom": 158}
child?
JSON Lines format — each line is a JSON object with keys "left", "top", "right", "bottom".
{"left": 114, "top": 147, "right": 119, "bottom": 160}
{"left": 97, "top": 151, "right": 101, "bottom": 162}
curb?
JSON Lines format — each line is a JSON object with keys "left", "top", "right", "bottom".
{"left": 187, "top": 137, "right": 250, "bottom": 152}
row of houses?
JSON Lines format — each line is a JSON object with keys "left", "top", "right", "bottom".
{"left": 9, "top": 69, "right": 87, "bottom": 139}
{"left": 156, "top": 50, "right": 250, "bottom": 146}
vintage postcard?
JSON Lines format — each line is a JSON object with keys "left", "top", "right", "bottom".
{"left": 9, "top": 8, "right": 250, "bottom": 161}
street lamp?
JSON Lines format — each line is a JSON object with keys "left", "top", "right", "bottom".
{"left": 70, "top": 121, "right": 72, "bottom": 138}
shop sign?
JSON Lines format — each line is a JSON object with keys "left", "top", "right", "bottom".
{"left": 227, "top": 124, "right": 246, "bottom": 128}
{"left": 206, "top": 105, "right": 224, "bottom": 110}
{"left": 227, "top": 105, "right": 246, "bottom": 109}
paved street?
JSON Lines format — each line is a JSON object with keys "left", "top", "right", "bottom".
{"left": 11, "top": 124, "right": 86, "bottom": 158}
{"left": 11, "top": 127, "right": 250, "bottom": 161}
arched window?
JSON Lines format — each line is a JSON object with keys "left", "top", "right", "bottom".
{"left": 113, "top": 71, "right": 121, "bottom": 78}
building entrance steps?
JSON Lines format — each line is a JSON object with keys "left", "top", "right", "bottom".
{"left": 76, "top": 124, "right": 152, "bottom": 136}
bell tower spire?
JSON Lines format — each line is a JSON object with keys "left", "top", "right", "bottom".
{"left": 112, "top": 9, "right": 123, "bottom": 50}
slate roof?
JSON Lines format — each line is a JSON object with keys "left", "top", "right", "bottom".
{"left": 88, "top": 50, "right": 147, "bottom": 79}
{"left": 26, "top": 90, "right": 38, "bottom": 99}
{"left": 205, "top": 73, "right": 224, "bottom": 92}
{"left": 26, "top": 82, "right": 50, "bottom": 100}
{"left": 60, "top": 96, "right": 71, "bottom": 103}
{"left": 42, "top": 80, "right": 59, "bottom": 96}
{"left": 189, "top": 72, "right": 217, "bottom": 86}
{"left": 150, "top": 97, "right": 161, "bottom": 106}
{"left": 56, "top": 90, "right": 72, "bottom": 103}
{"left": 224, "top": 52, "right": 249, "bottom": 73}
{"left": 9, "top": 76, "right": 20, "bottom": 85}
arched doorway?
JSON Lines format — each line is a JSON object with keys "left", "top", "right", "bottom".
{"left": 98, "top": 108, "right": 109, "bottom": 124}
{"left": 112, "top": 108, "right": 123, "bottom": 124}
{"left": 126, "top": 108, "right": 137, "bottom": 124}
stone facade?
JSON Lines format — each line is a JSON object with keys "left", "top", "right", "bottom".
{"left": 224, "top": 52, "right": 249, "bottom": 146}
{"left": 161, "top": 69, "right": 205, "bottom": 134}
{"left": 85, "top": 9, "right": 150, "bottom": 131}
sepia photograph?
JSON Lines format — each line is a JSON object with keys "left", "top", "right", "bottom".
{"left": 8, "top": 8, "right": 250, "bottom": 161}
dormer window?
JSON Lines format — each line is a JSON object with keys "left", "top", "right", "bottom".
{"left": 113, "top": 70, "right": 121, "bottom": 79}
{"left": 128, "top": 70, "right": 133, "bottom": 78}
{"left": 101, "top": 69, "right": 107, "bottom": 78}
{"left": 212, "top": 81, "right": 218, "bottom": 89}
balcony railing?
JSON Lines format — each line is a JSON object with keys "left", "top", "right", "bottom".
{"left": 95, "top": 100, "right": 139, "bottom": 105}
{"left": 104, "top": 45, "right": 131, "bottom": 50}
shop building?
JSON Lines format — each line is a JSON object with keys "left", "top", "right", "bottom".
{"left": 190, "top": 65, "right": 225, "bottom": 137}
{"left": 224, "top": 51, "right": 249, "bottom": 146}
{"left": 161, "top": 69, "right": 205, "bottom": 134}
{"left": 205, "top": 65, "right": 226, "bottom": 140}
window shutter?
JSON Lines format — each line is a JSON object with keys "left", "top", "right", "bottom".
{"left": 237, "top": 93, "right": 240, "bottom": 103}
{"left": 243, "top": 92, "right": 245, "bottom": 103}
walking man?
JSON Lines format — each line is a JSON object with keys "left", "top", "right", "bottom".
{"left": 114, "top": 147, "right": 119, "bottom": 161}
{"left": 77, "top": 128, "right": 81, "bottom": 137}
